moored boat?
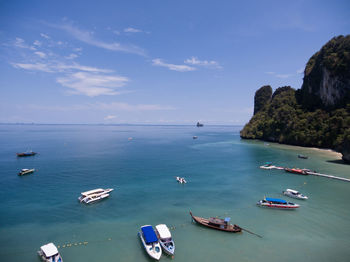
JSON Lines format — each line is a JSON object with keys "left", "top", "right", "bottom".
{"left": 189, "top": 211, "right": 242, "bottom": 233}
{"left": 16, "top": 151, "right": 37, "bottom": 157}
{"left": 155, "top": 224, "right": 175, "bottom": 256}
{"left": 284, "top": 168, "right": 308, "bottom": 175}
{"left": 298, "top": 154, "right": 308, "bottom": 159}
{"left": 138, "top": 225, "right": 162, "bottom": 260}
{"left": 193, "top": 136, "right": 198, "bottom": 139}
{"left": 78, "top": 188, "right": 114, "bottom": 204}
{"left": 37, "top": 243, "right": 63, "bottom": 262}
{"left": 176, "top": 176, "right": 187, "bottom": 184}
{"left": 18, "top": 168, "right": 35, "bottom": 176}
{"left": 257, "top": 197, "right": 299, "bottom": 209}
{"left": 283, "top": 189, "right": 308, "bottom": 200}
{"left": 260, "top": 162, "right": 276, "bottom": 169}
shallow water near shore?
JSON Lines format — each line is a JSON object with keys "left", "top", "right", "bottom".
{"left": 0, "top": 124, "right": 350, "bottom": 262}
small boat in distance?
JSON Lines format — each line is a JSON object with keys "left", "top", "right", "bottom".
{"left": 285, "top": 168, "right": 308, "bottom": 175}
{"left": 298, "top": 154, "right": 309, "bottom": 159}
{"left": 189, "top": 211, "right": 242, "bottom": 233}
{"left": 138, "top": 225, "right": 162, "bottom": 260}
{"left": 78, "top": 188, "right": 114, "bottom": 204}
{"left": 16, "top": 150, "right": 37, "bottom": 157}
{"left": 260, "top": 162, "right": 276, "bottom": 169}
{"left": 193, "top": 136, "right": 198, "bottom": 139}
{"left": 176, "top": 176, "right": 187, "bottom": 184}
{"left": 18, "top": 168, "right": 35, "bottom": 176}
{"left": 257, "top": 197, "right": 299, "bottom": 209}
{"left": 155, "top": 224, "right": 175, "bottom": 256}
{"left": 196, "top": 122, "right": 203, "bottom": 127}
{"left": 37, "top": 243, "right": 63, "bottom": 262}
{"left": 283, "top": 189, "right": 308, "bottom": 200}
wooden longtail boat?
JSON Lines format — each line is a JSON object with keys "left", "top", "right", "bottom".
{"left": 189, "top": 211, "right": 242, "bottom": 233}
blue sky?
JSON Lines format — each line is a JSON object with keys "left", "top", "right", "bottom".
{"left": 0, "top": 0, "right": 349, "bottom": 124}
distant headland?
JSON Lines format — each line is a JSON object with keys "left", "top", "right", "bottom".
{"left": 240, "top": 35, "right": 350, "bottom": 163}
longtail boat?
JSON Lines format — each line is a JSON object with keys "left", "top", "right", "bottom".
{"left": 16, "top": 151, "right": 37, "bottom": 157}
{"left": 284, "top": 168, "right": 308, "bottom": 175}
{"left": 189, "top": 211, "right": 242, "bottom": 233}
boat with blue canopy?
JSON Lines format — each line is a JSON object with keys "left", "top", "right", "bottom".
{"left": 257, "top": 197, "right": 299, "bottom": 209}
{"left": 138, "top": 225, "right": 162, "bottom": 260}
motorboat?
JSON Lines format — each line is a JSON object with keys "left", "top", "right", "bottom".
{"left": 78, "top": 188, "right": 113, "bottom": 204}
{"left": 189, "top": 211, "right": 242, "bottom": 233}
{"left": 155, "top": 224, "right": 175, "bottom": 256}
{"left": 38, "top": 243, "right": 63, "bottom": 262}
{"left": 176, "top": 176, "right": 187, "bottom": 184}
{"left": 196, "top": 122, "right": 203, "bottom": 127}
{"left": 193, "top": 136, "right": 198, "bottom": 139}
{"left": 259, "top": 162, "right": 276, "bottom": 169}
{"left": 16, "top": 150, "right": 37, "bottom": 157}
{"left": 18, "top": 168, "right": 35, "bottom": 176}
{"left": 138, "top": 225, "right": 162, "bottom": 260}
{"left": 298, "top": 154, "right": 308, "bottom": 159}
{"left": 257, "top": 197, "right": 299, "bottom": 209}
{"left": 283, "top": 189, "right": 308, "bottom": 200}
{"left": 284, "top": 168, "right": 308, "bottom": 175}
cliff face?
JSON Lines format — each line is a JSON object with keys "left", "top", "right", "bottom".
{"left": 241, "top": 35, "right": 350, "bottom": 162}
{"left": 299, "top": 35, "right": 350, "bottom": 110}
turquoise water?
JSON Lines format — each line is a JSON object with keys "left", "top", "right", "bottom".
{"left": 1, "top": 124, "right": 350, "bottom": 262}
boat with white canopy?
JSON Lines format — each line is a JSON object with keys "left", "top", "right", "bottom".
{"left": 138, "top": 225, "right": 162, "bottom": 260}
{"left": 37, "top": 243, "right": 63, "bottom": 262}
{"left": 18, "top": 168, "right": 35, "bottom": 176}
{"left": 283, "top": 189, "right": 308, "bottom": 200}
{"left": 78, "top": 188, "right": 113, "bottom": 204}
{"left": 155, "top": 224, "right": 175, "bottom": 256}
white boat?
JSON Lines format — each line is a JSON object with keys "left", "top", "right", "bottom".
{"left": 138, "top": 225, "right": 162, "bottom": 260}
{"left": 155, "top": 224, "right": 175, "bottom": 256}
{"left": 78, "top": 188, "right": 113, "bottom": 204}
{"left": 37, "top": 243, "right": 63, "bottom": 262}
{"left": 176, "top": 176, "right": 187, "bottom": 184}
{"left": 283, "top": 189, "right": 308, "bottom": 200}
{"left": 18, "top": 168, "right": 35, "bottom": 176}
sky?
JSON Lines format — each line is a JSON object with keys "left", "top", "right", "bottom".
{"left": 0, "top": 0, "right": 349, "bottom": 125}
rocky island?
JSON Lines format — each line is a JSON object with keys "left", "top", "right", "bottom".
{"left": 240, "top": 35, "right": 350, "bottom": 162}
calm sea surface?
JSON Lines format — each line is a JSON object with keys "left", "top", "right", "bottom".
{"left": 0, "top": 124, "right": 350, "bottom": 262}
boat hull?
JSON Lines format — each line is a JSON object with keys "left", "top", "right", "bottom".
{"left": 257, "top": 201, "right": 299, "bottom": 209}
{"left": 38, "top": 251, "right": 63, "bottom": 262}
{"left": 17, "top": 152, "right": 37, "bottom": 157}
{"left": 159, "top": 240, "right": 175, "bottom": 256}
{"left": 18, "top": 169, "right": 35, "bottom": 176}
{"left": 138, "top": 232, "right": 162, "bottom": 260}
{"left": 190, "top": 211, "right": 242, "bottom": 233}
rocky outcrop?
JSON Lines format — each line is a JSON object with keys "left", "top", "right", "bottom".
{"left": 254, "top": 85, "right": 272, "bottom": 115}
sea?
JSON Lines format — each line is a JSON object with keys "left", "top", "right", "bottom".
{"left": 0, "top": 124, "right": 350, "bottom": 262}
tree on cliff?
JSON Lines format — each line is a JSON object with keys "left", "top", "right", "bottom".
{"left": 254, "top": 85, "right": 272, "bottom": 115}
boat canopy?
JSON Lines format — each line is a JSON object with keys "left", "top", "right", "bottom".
{"left": 141, "top": 226, "right": 158, "bottom": 244}
{"left": 286, "top": 189, "right": 299, "bottom": 194}
{"left": 81, "top": 188, "right": 105, "bottom": 196}
{"left": 224, "top": 217, "right": 231, "bottom": 223}
{"left": 40, "top": 243, "right": 58, "bottom": 257}
{"left": 155, "top": 224, "right": 171, "bottom": 239}
{"left": 266, "top": 198, "right": 287, "bottom": 204}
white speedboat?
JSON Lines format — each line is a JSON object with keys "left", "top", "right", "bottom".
{"left": 18, "top": 168, "right": 35, "bottom": 176}
{"left": 38, "top": 243, "right": 63, "bottom": 262}
{"left": 176, "top": 176, "right": 187, "bottom": 184}
{"left": 138, "top": 225, "right": 162, "bottom": 260}
{"left": 283, "top": 189, "right": 308, "bottom": 200}
{"left": 78, "top": 188, "right": 113, "bottom": 204}
{"left": 155, "top": 224, "right": 175, "bottom": 256}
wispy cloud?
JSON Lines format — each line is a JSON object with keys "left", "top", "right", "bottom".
{"left": 51, "top": 22, "right": 146, "bottom": 56}
{"left": 14, "top": 38, "right": 36, "bottom": 50}
{"left": 124, "top": 27, "right": 142, "bottom": 33}
{"left": 40, "top": 33, "right": 50, "bottom": 39}
{"left": 184, "top": 57, "right": 222, "bottom": 69}
{"left": 33, "top": 40, "right": 42, "bottom": 47}
{"left": 265, "top": 71, "right": 294, "bottom": 79}
{"left": 104, "top": 115, "right": 117, "bottom": 120}
{"left": 65, "top": 53, "right": 78, "bottom": 60}
{"left": 296, "top": 67, "right": 304, "bottom": 74}
{"left": 34, "top": 51, "right": 46, "bottom": 58}
{"left": 152, "top": 58, "right": 196, "bottom": 72}
{"left": 57, "top": 72, "right": 129, "bottom": 97}
{"left": 12, "top": 62, "right": 53, "bottom": 72}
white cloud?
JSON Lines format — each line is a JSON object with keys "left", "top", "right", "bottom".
{"left": 34, "top": 51, "right": 47, "bottom": 58}
{"left": 265, "top": 71, "right": 275, "bottom": 75}
{"left": 53, "top": 22, "right": 146, "bottom": 56}
{"left": 40, "top": 33, "right": 50, "bottom": 39}
{"left": 152, "top": 58, "right": 196, "bottom": 72}
{"left": 184, "top": 57, "right": 222, "bottom": 69}
{"left": 56, "top": 71, "right": 129, "bottom": 97}
{"left": 73, "top": 47, "right": 82, "bottom": 52}
{"left": 275, "top": 74, "right": 292, "bottom": 79}
{"left": 14, "top": 37, "right": 36, "bottom": 50}
{"left": 113, "top": 30, "right": 120, "bottom": 35}
{"left": 124, "top": 27, "right": 142, "bottom": 33}
{"left": 11, "top": 62, "right": 52, "bottom": 72}
{"left": 33, "top": 40, "right": 42, "bottom": 46}
{"left": 104, "top": 115, "right": 117, "bottom": 120}
{"left": 65, "top": 53, "right": 78, "bottom": 60}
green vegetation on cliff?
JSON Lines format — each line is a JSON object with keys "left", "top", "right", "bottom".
{"left": 240, "top": 35, "right": 350, "bottom": 162}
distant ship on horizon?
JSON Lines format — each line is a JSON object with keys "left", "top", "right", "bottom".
{"left": 196, "top": 122, "right": 203, "bottom": 127}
